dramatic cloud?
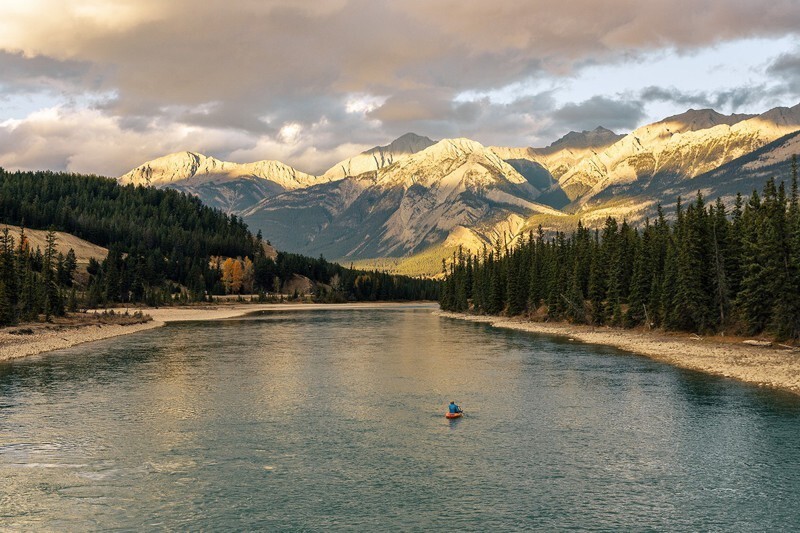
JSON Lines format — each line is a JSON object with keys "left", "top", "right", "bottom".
{"left": 1, "top": 0, "right": 799, "bottom": 174}
{"left": 639, "top": 86, "right": 782, "bottom": 110}
{"left": 0, "top": 51, "right": 100, "bottom": 96}
{"left": 768, "top": 50, "right": 800, "bottom": 95}
{"left": 0, "top": 106, "right": 377, "bottom": 176}
{"left": 550, "top": 96, "right": 645, "bottom": 132}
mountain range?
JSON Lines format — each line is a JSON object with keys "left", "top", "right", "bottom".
{"left": 119, "top": 103, "right": 800, "bottom": 275}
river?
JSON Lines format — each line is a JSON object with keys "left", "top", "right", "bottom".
{"left": 2, "top": 307, "right": 800, "bottom": 530}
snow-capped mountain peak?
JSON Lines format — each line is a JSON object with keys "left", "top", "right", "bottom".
{"left": 321, "top": 132, "right": 435, "bottom": 181}
{"left": 119, "top": 151, "right": 318, "bottom": 189}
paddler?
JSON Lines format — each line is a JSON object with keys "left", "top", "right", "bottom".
{"left": 448, "top": 401, "right": 462, "bottom": 414}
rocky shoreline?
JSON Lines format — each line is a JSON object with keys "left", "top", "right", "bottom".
{"left": 436, "top": 311, "right": 800, "bottom": 396}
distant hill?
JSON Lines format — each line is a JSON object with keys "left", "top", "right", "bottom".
{"left": 0, "top": 224, "right": 107, "bottom": 265}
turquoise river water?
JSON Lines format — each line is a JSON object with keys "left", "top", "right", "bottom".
{"left": 2, "top": 306, "right": 800, "bottom": 530}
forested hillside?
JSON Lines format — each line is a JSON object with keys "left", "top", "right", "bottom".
{"left": 441, "top": 156, "right": 800, "bottom": 340}
{"left": 0, "top": 169, "right": 438, "bottom": 326}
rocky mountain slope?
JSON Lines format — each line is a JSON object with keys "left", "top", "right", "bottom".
{"left": 243, "top": 138, "right": 562, "bottom": 259}
{"left": 659, "top": 129, "right": 800, "bottom": 209}
{"left": 118, "top": 135, "right": 436, "bottom": 215}
{"left": 522, "top": 129, "right": 800, "bottom": 233}
{"left": 321, "top": 132, "right": 436, "bottom": 181}
{"left": 118, "top": 103, "right": 800, "bottom": 275}
{"left": 491, "top": 126, "right": 624, "bottom": 207}
{"left": 119, "top": 151, "right": 323, "bottom": 213}
{"left": 557, "top": 105, "right": 800, "bottom": 210}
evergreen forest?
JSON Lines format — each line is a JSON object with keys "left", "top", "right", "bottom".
{"left": 440, "top": 156, "right": 800, "bottom": 341}
{"left": 0, "top": 169, "right": 438, "bottom": 326}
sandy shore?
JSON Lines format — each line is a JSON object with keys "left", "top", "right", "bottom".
{"left": 0, "top": 320, "right": 163, "bottom": 362}
{"left": 0, "top": 302, "right": 434, "bottom": 362}
{"left": 436, "top": 311, "right": 800, "bottom": 396}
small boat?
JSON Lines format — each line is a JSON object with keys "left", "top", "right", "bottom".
{"left": 445, "top": 412, "right": 463, "bottom": 419}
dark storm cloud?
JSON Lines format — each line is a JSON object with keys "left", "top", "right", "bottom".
{"left": 0, "top": 51, "right": 99, "bottom": 95}
{"left": 550, "top": 96, "right": 645, "bottom": 132}
{"left": 767, "top": 50, "right": 800, "bottom": 94}
{"left": 769, "top": 51, "right": 800, "bottom": 76}
{"left": 640, "top": 86, "right": 773, "bottom": 110}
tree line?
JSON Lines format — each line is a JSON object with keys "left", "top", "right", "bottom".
{"left": 0, "top": 168, "right": 438, "bottom": 325}
{"left": 0, "top": 227, "right": 74, "bottom": 325}
{"left": 441, "top": 156, "right": 800, "bottom": 341}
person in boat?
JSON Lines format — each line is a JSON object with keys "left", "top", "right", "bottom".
{"left": 448, "top": 401, "right": 462, "bottom": 414}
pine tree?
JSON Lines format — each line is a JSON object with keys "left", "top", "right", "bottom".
{"left": 587, "top": 229, "right": 606, "bottom": 325}
{"left": 726, "top": 193, "right": 745, "bottom": 301}
{"left": 670, "top": 194, "right": 712, "bottom": 331}
{"left": 487, "top": 256, "right": 504, "bottom": 314}
{"left": 439, "top": 259, "right": 452, "bottom": 310}
{"left": 528, "top": 227, "right": 545, "bottom": 311}
{"left": 42, "top": 229, "right": 64, "bottom": 320}
{"left": 626, "top": 222, "right": 651, "bottom": 327}
{"left": 0, "top": 226, "right": 17, "bottom": 325}
{"left": 767, "top": 181, "right": 795, "bottom": 339}
{"left": 661, "top": 236, "right": 680, "bottom": 330}
{"left": 738, "top": 190, "right": 772, "bottom": 334}
{"left": 104, "top": 248, "right": 122, "bottom": 303}
{"left": 0, "top": 281, "right": 14, "bottom": 326}
{"left": 782, "top": 155, "right": 800, "bottom": 338}
{"left": 63, "top": 249, "right": 77, "bottom": 287}
{"left": 506, "top": 251, "right": 524, "bottom": 316}
{"left": 710, "top": 198, "right": 731, "bottom": 327}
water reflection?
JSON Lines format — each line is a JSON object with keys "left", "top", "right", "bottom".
{"left": 1, "top": 308, "right": 800, "bottom": 530}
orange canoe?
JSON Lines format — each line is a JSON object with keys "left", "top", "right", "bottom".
{"left": 445, "top": 412, "right": 463, "bottom": 419}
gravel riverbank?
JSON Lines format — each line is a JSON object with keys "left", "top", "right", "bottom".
{"left": 437, "top": 311, "right": 800, "bottom": 396}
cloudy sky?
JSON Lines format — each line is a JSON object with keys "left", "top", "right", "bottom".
{"left": 1, "top": 0, "right": 800, "bottom": 176}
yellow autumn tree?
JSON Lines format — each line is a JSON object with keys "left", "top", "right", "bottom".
{"left": 242, "top": 257, "right": 254, "bottom": 293}
{"left": 221, "top": 258, "right": 235, "bottom": 294}
{"left": 230, "top": 259, "right": 244, "bottom": 294}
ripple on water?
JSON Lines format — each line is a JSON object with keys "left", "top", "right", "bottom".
{"left": 1, "top": 308, "right": 800, "bottom": 530}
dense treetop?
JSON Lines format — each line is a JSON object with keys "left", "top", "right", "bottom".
{"left": 441, "top": 156, "right": 800, "bottom": 341}
{"left": 0, "top": 169, "right": 438, "bottom": 325}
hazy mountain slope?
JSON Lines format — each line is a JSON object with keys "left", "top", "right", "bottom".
{"left": 242, "top": 175, "right": 376, "bottom": 258}
{"left": 119, "top": 151, "right": 323, "bottom": 214}
{"left": 321, "top": 132, "right": 436, "bottom": 181}
{"left": 245, "top": 138, "right": 562, "bottom": 260}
